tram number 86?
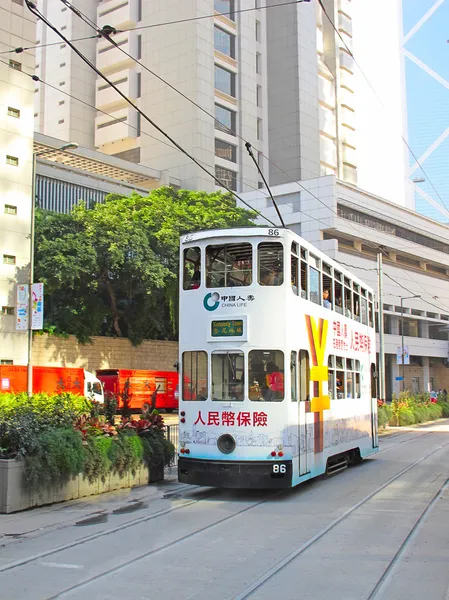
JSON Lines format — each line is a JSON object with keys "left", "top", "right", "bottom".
{"left": 272, "top": 464, "right": 287, "bottom": 477}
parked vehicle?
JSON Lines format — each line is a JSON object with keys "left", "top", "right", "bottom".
{"left": 0, "top": 365, "right": 104, "bottom": 403}
{"left": 96, "top": 369, "right": 178, "bottom": 412}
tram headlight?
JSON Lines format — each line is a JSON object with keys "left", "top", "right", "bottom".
{"left": 217, "top": 434, "right": 236, "bottom": 455}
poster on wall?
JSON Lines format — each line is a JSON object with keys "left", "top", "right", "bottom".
{"left": 31, "top": 283, "right": 44, "bottom": 330}
{"left": 16, "top": 284, "right": 29, "bottom": 331}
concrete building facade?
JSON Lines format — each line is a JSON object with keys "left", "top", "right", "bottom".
{"left": 0, "top": 1, "right": 35, "bottom": 366}
{"left": 34, "top": 0, "right": 410, "bottom": 205}
{"left": 241, "top": 175, "right": 449, "bottom": 397}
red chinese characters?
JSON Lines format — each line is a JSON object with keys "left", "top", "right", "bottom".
{"left": 192, "top": 411, "right": 268, "bottom": 427}
{"left": 333, "top": 320, "right": 371, "bottom": 353}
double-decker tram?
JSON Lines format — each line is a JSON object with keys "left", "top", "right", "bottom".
{"left": 178, "top": 227, "right": 378, "bottom": 489}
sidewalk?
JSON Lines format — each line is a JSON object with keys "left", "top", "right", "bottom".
{"left": 0, "top": 466, "right": 179, "bottom": 548}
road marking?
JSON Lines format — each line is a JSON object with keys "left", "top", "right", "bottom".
{"left": 41, "top": 562, "right": 84, "bottom": 570}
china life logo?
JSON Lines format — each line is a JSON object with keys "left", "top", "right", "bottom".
{"left": 203, "top": 292, "right": 220, "bottom": 312}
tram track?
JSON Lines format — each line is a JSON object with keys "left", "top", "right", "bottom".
{"left": 231, "top": 437, "right": 449, "bottom": 600}
{"left": 0, "top": 428, "right": 444, "bottom": 599}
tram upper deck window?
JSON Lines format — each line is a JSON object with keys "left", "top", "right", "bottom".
{"left": 212, "top": 351, "right": 244, "bottom": 401}
{"left": 206, "top": 243, "right": 252, "bottom": 287}
{"left": 291, "top": 242, "right": 299, "bottom": 295}
{"left": 322, "top": 263, "right": 332, "bottom": 309}
{"left": 353, "top": 283, "right": 360, "bottom": 322}
{"left": 344, "top": 277, "right": 352, "bottom": 318}
{"left": 182, "top": 351, "right": 208, "bottom": 401}
{"left": 183, "top": 247, "right": 201, "bottom": 290}
{"left": 249, "top": 350, "right": 284, "bottom": 401}
{"left": 360, "top": 289, "right": 368, "bottom": 325}
{"left": 258, "top": 242, "right": 284, "bottom": 286}
{"left": 368, "top": 292, "right": 374, "bottom": 327}
{"left": 334, "top": 271, "right": 343, "bottom": 314}
{"left": 309, "top": 266, "right": 320, "bottom": 305}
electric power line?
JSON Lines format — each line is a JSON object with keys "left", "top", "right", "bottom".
{"left": 23, "top": 1, "right": 279, "bottom": 229}
{"left": 315, "top": 0, "right": 449, "bottom": 215}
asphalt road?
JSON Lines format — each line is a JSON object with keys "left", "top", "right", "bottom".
{"left": 1, "top": 421, "right": 449, "bottom": 600}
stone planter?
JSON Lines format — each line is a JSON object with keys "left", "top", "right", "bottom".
{"left": 0, "top": 458, "right": 151, "bottom": 514}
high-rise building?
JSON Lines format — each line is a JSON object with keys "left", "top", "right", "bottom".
{"left": 0, "top": 0, "right": 36, "bottom": 365}
{"left": 34, "top": 0, "right": 409, "bottom": 205}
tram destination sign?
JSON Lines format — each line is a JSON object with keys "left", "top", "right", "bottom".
{"left": 211, "top": 319, "right": 244, "bottom": 337}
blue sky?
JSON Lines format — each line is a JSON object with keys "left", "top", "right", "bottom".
{"left": 403, "top": 0, "right": 449, "bottom": 222}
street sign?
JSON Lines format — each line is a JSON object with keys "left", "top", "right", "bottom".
{"left": 16, "top": 284, "right": 29, "bottom": 331}
{"left": 31, "top": 283, "right": 44, "bottom": 330}
{"left": 396, "top": 376, "right": 404, "bottom": 381}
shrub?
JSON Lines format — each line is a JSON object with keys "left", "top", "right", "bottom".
{"left": 427, "top": 403, "right": 442, "bottom": 420}
{"left": 397, "top": 408, "right": 415, "bottom": 426}
{"left": 412, "top": 404, "right": 429, "bottom": 424}
{"left": 110, "top": 431, "right": 143, "bottom": 477}
{"left": 24, "top": 428, "right": 85, "bottom": 490}
{"left": 438, "top": 401, "right": 449, "bottom": 418}
{"left": 378, "top": 403, "right": 391, "bottom": 428}
{"left": 83, "top": 436, "right": 113, "bottom": 483}
{"left": 0, "top": 393, "right": 92, "bottom": 458}
{"left": 103, "top": 393, "right": 118, "bottom": 425}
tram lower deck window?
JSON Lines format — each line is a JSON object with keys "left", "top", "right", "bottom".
{"left": 182, "top": 351, "right": 208, "bottom": 401}
{"left": 249, "top": 350, "right": 284, "bottom": 401}
{"left": 212, "top": 351, "right": 244, "bottom": 401}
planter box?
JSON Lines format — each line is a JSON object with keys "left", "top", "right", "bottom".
{"left": 0, "top": 459, "right": 151, "bottom": 514}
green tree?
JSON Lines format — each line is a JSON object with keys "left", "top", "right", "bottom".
{"left": 34, "top": 187, "right": 255, "bottom": 344}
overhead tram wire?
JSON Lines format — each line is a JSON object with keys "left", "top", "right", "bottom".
{"left": 59, "top": 0, "right": 449, "bottom": 313}
{"left": 24, "top": 1, "right": 278, "bottom": 229}
{"left": 27, "top": 2, "right": 449, "bottom": 308}
{"left": 315, "top": 0, "right": 449, "bottom": 215}
{"left": 1, "top": 1, "right": 310, "bottom": 58}
{"left": 0, "top": 54, "right": 338, "bottom": 234}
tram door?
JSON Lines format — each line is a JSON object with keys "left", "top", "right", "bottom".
{"left": 298, "top": 350, "right": 310, "bottom": 475}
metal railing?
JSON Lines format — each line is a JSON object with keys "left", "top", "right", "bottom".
{"left": 165, "top": 424, "right": 179, "bottom": 467}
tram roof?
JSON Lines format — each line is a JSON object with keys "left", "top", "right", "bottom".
{"left": 181, "top": 227, "right": 374, "bottom": 294}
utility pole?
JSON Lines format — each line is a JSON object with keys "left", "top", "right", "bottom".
{"left": 377, "top": 251, "right": 385, "bottom": 401}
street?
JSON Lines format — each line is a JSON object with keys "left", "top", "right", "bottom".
{"left": 1, "top": 422, "right": 449, "bottom": 600}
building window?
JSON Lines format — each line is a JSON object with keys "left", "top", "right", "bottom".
{"left": 215, "top": 65, "right": 236, "bottom": 97}
{"left": 0, "top": 359, "right": 13, "bottom": 365}
{"left": 34, "top": 112, "right": 38, "bottom": 117}
{"left": 256, "top": 20, "right": 261, "bottom": 42}
{"left": 7, "top": 107, "right": 20, "bottom": 118}
{"left": 137, "top": 0, "right": 142, "bottom": 21}
{"left": 9, "top": 59, "right": 21, "bottom": 71}
{"left": 214, "top": 0, "right": 235, "bottom": 20}
{"left": 256, "top": 52, "right": 262, "bottom": 74}
{"left": 137, "top": 72, "right": 141, "bottom": 98}
{"left": 215, "top": 104, "right": 236, "bottom": 136}
{"left": 214, "top": 26, "right": 235, "bottom": 58}
{"left": 257, "top": 118, "right": 262, "bottom": 141}
{"left": 136, "top": 112, "right": 141, "bottom": 137}
{"left": 137, "top": 35, "right": 142, "bottom": 60}
{"left": 60, "top": 43, "right": 66, "bottom": 49}
{"left": 215, "top": 138, "right": 237, "bottom": 162}
{"left": 61, "top": 6, "right": 67, "bottom": 10}
{"left": 60, "top": 62, "right": 66, "bottom": 67}
{"left": 2, "top": 306, "right": 14, "bottom": 316}
{"left": 6, "top": 155, "right": 19, "bottom": 166}
{"left": 59, "top": 100, "right": 65, "bottom": 105}
{"left": 256, "top": 85, "right": 262, "bottom": 107}
{"left": 3, "top": 255, "right": 16, "bottom": 265}
{"left": 215, "top": 165, "right": 237, "bottom": 191}
{"left": 99, "top": 1, "right": 128, "bottom": 18}
{"left": 4, "top": 205, "right": 17, "bottom": 215}
{"left": 59, "top": 81, "right": 65, "bottom": 86}
{"left": 58, "top": 119, "right": 65, "bottom": 124}
{"left": 12, "top": 0, "right": 24, "bottom": 5}
{"left": 61, "top": 25, "right": 67, "bottom": 30}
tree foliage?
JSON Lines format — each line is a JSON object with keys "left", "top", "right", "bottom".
{"left": 34, "top": 187, "right": 256, "bottom": 343}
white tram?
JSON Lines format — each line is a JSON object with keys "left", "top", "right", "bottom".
{"left": 178, "top": 227, "right": 378, "bottom": 489}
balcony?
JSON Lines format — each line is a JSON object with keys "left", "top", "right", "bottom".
{"left": 96, "top": 68, "right": 138, "bottom": 112}
{"left": 342, "top": 142, "right": 356, "bottom": 167}
{"left": 97, "top": 0, "right": 139, "bottom": 30}
{"left": 340, "top": 123, "right": 356, "bottom": 147}
{"left": 96, "top": 32, "right": 138, "bottom": 75}
{"left": 338, "top": 12, "right": 352, "bottom": 36}
{"left": 95, "top": 107, "right": 138, "bottom": 147}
